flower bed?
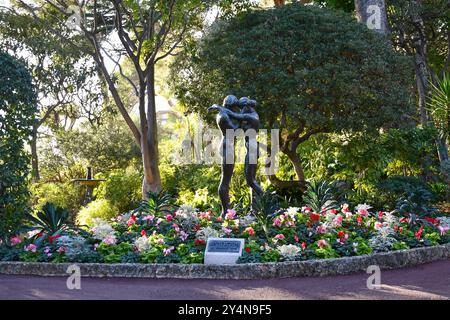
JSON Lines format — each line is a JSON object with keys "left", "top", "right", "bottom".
{"left": 1, "top": 202, "right": 450, "bottom": 265}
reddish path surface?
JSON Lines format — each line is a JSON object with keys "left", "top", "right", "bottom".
{"left": 0, "top": 259, "right": 449, "bottom": 300}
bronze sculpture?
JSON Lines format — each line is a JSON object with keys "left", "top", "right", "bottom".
{"left": 208, "top": 95, "right": 264, "bottom": 216}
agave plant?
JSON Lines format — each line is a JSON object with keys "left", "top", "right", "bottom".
{"left": 252, "top": 192, "right": 280, "bottom": 238}
{"left": 302, "top": 180, "right": 338, "bottom": 214}
{"left": 137, "top": 191, "right": 175, "bottom": 216}
{"left": 428, "top": 73, "right": 450, "bottom": 141}
{"left": 23, "top": 202, "right": 79, "bottom": 239}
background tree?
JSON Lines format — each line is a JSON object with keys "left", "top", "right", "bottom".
{"left": 0, "top": 51, "right": 37, "bottom": 240}
{"left": 0, "top": 10, "right": 104, "bottom": 181}
{"left": 354, "top": 0, "right": 390, "bottom": 34}
{"left": 171, "top": 3, "right": 414, "bottom": 191}
{"left": 13, "top": 0, "right": 253, "bottom": 197}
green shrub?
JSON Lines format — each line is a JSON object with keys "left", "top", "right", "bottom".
{"left": 95, "top": 168, "right": 142, "bottom": 213}
{"left": 30, "top": 182, "right": 84, "bottom": 220}
{"left": 0, "top": 51, "right": 37, "bottom": 240}
{"left": 76, "top": 199, "right": 119, "bottom": 226}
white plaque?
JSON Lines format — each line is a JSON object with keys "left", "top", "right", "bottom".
{"left": 204, "top": 238, "right": 245, "bottom": 265}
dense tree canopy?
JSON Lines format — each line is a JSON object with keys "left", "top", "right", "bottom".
{"left": 171, "top": 3, "right": 415, "bottom": 189}
{"left": 0, "top": 51, "right": 37, "bottom": 239}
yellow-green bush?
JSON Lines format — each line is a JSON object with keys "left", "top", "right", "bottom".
{"left": 76, "top": 199, "right": 119, "bottom": 226}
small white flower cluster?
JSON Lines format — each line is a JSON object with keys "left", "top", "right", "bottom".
{"left": 55, "top": 235, "right": 88, "bottom": 257}
{"left": 175, "top": 205, "right": 199, "bottom": 229}
{"left": 285, "top": 207, "right": 299, "bottom": 220}
{"left": 278, "top": 244, "right": 301, "bottom": 257}
{"left": 196, "top": 226, "right": 222, "bottom": 241}
{"left": 91, "top": 219, "right": 116, "bottom": 244}
{"left": 134, "top": 236, "right": 152, "bottom": 253}
{"left": 239, "top": 215, "right": 256, "bottom": 227}
{"left": 438, "top": 216, "right": 450, "bottom": 229}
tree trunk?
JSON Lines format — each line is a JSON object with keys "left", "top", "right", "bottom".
{"left": 30, "top": 126, "right": 40, "bottom": 182}
{"left": 141, "top": 64, "right": 162, "bottom": 197}
{"left": 354, "top": 0, "right": 390, "bottom": 35}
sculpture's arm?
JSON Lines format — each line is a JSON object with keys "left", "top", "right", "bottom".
{"left": 207, "top": 104, "right": 223, "bottom": 113}
{"left": 222, "top": 109, "right": 257, "bottom": 122}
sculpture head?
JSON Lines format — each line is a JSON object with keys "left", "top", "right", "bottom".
{"left": 239, "top": 97, "right": 256, "bottom": 112}
{"left": 223, "top": 95, "right": 239, "bottom": 110}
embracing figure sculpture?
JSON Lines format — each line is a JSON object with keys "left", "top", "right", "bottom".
{"left": 208, "top": 95, "right": 264, "bottom": 216}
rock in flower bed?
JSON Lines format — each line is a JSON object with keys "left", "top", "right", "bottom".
{"left": 1, "top": 202, "right": 450, "bottom": 264}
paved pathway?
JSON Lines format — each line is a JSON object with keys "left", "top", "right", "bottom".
{"left": 0, "top": 259, "right": 449, "bottom": 300}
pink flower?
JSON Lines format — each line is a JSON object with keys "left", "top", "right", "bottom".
{"left": 166, "top": 214, "right": 173, "bottom": 222}
{"left": 157, "top": 238, "right": 165, "bottom": 245}
{"left": 333, "top": 214, "right": 343, "bottom": 226}
{"left": 10, "top": 236, "right": 22, "bottom": 246}
{"left": 102, "top": 234, "right": 117, "bottom": 245}
{"left": 355, "top": 204, "right": 371, "bottom": 217}
{"left": 316, "top": 224, "right": 327, "bottom": 234}
{"left": 179, "top": 231, "right": 189, "bottom": 241}
{"left": 329, "top": 209, "right": 337, "bottom": 214}
{"left": 44, "top": 246, "right": 51, "bottom": 254}
{"left": 317, "top": 239, "right": 327, "bottom": 248}
{"left": 294, "top": 235, "right": 299, "bottom": 243}
{"left": 199, "top": 212, "right": 211, "bottom": 220}
{"left": 273, "top": 218, "right": 282, "bottom": 227}
{"left": 222, "top": 227, "right": 232, "bottom": 235}
{"left": 438, "top": 226, "right": 449, "bottom": 236}
{"left": 342, "top": 204, "right": 349, "bottom": 213}
{"left": 163, "top": 246, "right": 175, "bottom": 256}
{"left": 127, "top": 217, "right": 137, "bottom": 226}
{"left": 225, "top": 209, "right": 236, "bottom": 220}
{"left": 24, "top": 243, "right": 37, "bottom": 252}
{"left": 374, "top": 222, "right": 383, "bottom": 230}
{"left": 301, "top": 206, "right": 311, "bottom": 213}
{"left": 244, "top": 227, "right": 255, "bottom": 236}
{"left": 301, "top": 242, "right": 307, "bottom": 250}
{"left": 274, "top": 234, "right": 285, "bottom": 240}
{"left": 172, "top": 224, "right": 180, "bottom": 233}
{"left": 142, "top": 215, "right": 155, "bottom": 222}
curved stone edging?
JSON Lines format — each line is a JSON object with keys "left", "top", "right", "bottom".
{"left": 1, "top": 243, "right": 449, "bottom": 279}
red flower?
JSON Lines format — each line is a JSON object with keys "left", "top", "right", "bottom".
{"left": 195, "top": 239, "right": 205, "bottom": 246}
{"left": 424, "top": 217, "right": 438, "bottom": 225}
{"left": 357, "top": 216, "right": 362, "bottom": 225}
{"left": 415, "top": 227, "right": 423, "bottom": 240}
{"left": 48, "top": 234, "right": 61, "bottom": 244}
{"left": 195, "top": 224, "right": 200, "bottom": 231}
{"left": 301, "top": 242, "right": 307, "bottom": 250}
{"left": 217, "top": 216, "right": 222, "bottom": 222}
{"left": 378, "top": 211, "right": 384, "bottom": 219}
{"left": 140, "top": 230, "right": 147, "bottom": 237}
{"left": 245, "top": 247, "right": 251, "bottom": 253}
{"left": 307, "top": 222, "right": 311, "bottom": 228}
{"left": 172, "top": 212, "right": 177, "bottom": 218}
{"left": 399, "top": 226, "right": 404, "bottom": 233}
{"left": 337, "top": 231, "right": 345, "bottom": 238}
{"left": 309, "top": 213, "right": 321, "bottom": 222}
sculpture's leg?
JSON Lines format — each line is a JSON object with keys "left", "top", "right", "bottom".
{"left": 245, "top": 141, "right": 264, "bottom": 211}
{"left": 219, "top": 139, "right": 234, "bottom": 217}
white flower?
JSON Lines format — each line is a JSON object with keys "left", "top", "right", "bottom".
{"left": 286, "top": 207, "right": 299, "bottom": 219}
{"left": 196, "top": 226, "right": 222, "bottom": 241}
{"left": 240, "top": 215, "right": 256, "bottom": 227}
{"left": 175, "top": 205, "right": 198, "bottom": 220}
{"left": 91, "top": 219, "right": 115, "bottom": 240}
{"left": 134, "top": 236, "right": 152, "bottom": 252}
{"left": 278, "top": 244, "right": 301, "bottom": 256}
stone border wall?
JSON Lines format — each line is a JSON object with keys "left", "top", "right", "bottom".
{"left": 1, "top": 243, "right": 449, "bottom": 279}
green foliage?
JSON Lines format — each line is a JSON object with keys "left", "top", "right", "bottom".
{"left": 95, "top": 168, "right": 142, "bottom": 213}
{"left": 137, "top": 190, "right": 176, "bottom": 216}
{"left": 24, "top": 203, "right": 78, "bottom": 237}
{"left": 396, "top": 187, "right": 439, "bottom": 218}
{"left": 171, "top": 3, "right": 414, "bottom": 154}
{"left": 252, "top": 192, "right": 280, "bottom": 238}
{"left": 302, "top": 180, "right": 338, "bottom": 213}
{"left": 76, "top": 199, "right": 119, "bottom": 226}
{"left": 30, "top": 182, "right": 85, "bottom": 218}
{"left": 0, "top": 51, "right": 37, "bottom": 240}
{"left": 428, "top": 73, "right": 450, "bottom": 140}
